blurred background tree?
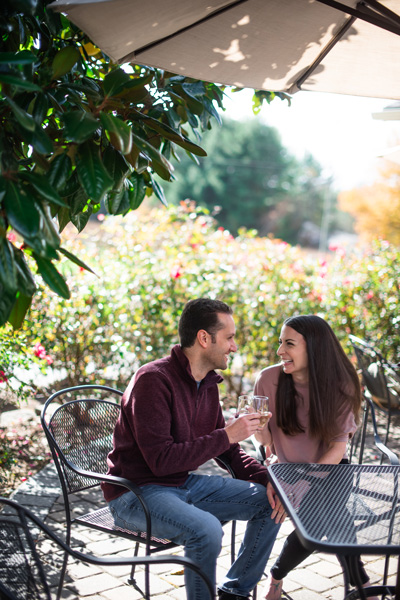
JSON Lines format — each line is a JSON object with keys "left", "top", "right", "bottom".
{"left": 160, "top": 118, "right": 348, "bottom": 245}
{"left": 338, "top": 161, "right": 400, "bottom": 244}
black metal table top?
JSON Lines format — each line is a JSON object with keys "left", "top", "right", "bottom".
{"left": 268, "top": 463, "right": 400, "bottom": 556}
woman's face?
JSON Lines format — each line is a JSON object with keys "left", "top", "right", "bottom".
{"left": 277, "top": 324, "right": 309, "bottom": 383}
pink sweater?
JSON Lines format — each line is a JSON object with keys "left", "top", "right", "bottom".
{"left": 254, "top": 364, "right": 357, "bottom": 463}
{"left": 102, "top": 345, "right": 269, "bottom": 501}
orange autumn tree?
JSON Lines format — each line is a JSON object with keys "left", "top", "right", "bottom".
{"left": 338, "top": 162, "right": 400, "bottom": 245}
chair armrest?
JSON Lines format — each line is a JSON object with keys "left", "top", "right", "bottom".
{"left": 367, "top": 396, "right": 399, "bottom": 465}
{"left": 64, "top": 458, "right": 149, "bottom": 500}
{"left": 214, "top": 453, "right": 237, "bottom": 478}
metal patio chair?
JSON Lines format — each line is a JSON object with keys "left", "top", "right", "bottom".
{"left": 349, "top": 335, "right": 400, "bottom": 453}
{"left": 40, "top": 384, "right": 237, "bottom": 600}
{"left": 0, "top": 496, "right": 214, "bottom": 600}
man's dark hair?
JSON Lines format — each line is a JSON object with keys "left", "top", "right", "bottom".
{"left": 178, "top": 298, "right": 232, "bottom": 349}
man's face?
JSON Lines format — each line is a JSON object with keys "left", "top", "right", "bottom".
{"left": 206, "top": 313, "right": 237, "bottom": 370}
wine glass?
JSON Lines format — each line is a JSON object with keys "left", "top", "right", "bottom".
{"left": 237, "top": 395, "right": 269, "bottom": 429}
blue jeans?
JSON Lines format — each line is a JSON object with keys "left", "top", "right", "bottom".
{"left": 109, "top": 474, "right": 280, "bottom": 599}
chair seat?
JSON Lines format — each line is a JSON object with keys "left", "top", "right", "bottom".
{"left": 74, "top": 506, "right": 177, "bottom": 550}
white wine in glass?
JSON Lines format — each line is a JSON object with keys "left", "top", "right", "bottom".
{"left": 237, "top": 395, "right": 269, "bottom": 429}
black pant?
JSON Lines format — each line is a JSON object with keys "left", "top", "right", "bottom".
{"left": 270, "top": 459, "right": 369, "bottom": 586}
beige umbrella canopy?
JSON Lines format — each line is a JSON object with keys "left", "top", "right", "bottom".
{"left": 49, "top": 0, "right": 400, "bottom": 99}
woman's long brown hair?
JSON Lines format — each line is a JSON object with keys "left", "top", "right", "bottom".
{"left": 276, "top": 315, "right": 361, "bottom": 440}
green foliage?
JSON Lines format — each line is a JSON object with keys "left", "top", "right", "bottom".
{"left": 21, "top": 204, "right": 400, "bottom": 401}
{"left": 1, "top": 0, "right": 284, "bottom": 328}
{"left": 0, "top": 324, "right": 51, "bottom": 408}
{"left": 159, "top": 119, "right": 342, "bottom": 243}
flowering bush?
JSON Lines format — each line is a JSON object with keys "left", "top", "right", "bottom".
{"left": 21, "top": 203, "right": 400, "bottom": 403}
{"left": 0, "top": 326, "right": 53, "bottom": 408}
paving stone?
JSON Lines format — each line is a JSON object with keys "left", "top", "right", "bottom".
{"left": 290, "top": 568, "right": 335, "bottom": 593}
{"left": 102, "top": 585, "right": 143, "bottom": 600}
{"left": 68, "top": 573, "right": 122, "bottom": 596}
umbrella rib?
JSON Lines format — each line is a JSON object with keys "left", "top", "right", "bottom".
{"left": 134, "top": 0, "right": 250, "bottom": 59}
{"left": 295, "top": 15, "right": 356, "bottom": 90}
{"left": 315, "top": 0, "right": 400, "bottom": 35}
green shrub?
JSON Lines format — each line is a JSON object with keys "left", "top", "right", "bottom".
{"left": 21, "top": 203, "right": 400, "bottom": 404}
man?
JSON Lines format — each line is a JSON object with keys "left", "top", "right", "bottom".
{"left": 103, "top": 298, "right": 281, "bottom": 600}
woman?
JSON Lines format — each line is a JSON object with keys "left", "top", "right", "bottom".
{"left": 254, "top": 315, "right": 377, "bottom": 600}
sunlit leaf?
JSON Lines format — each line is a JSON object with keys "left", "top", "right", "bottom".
{"left": 8, "top": 292, "right": 32, "bottom": 330}
{"left": 51, "top": 46, "right": 80, "bottom": 80}
{"left": 100, "top": 112, "right": 132, "bottom": 155}
{"left": 34, "top": 254, "right": 70, "bottom": 299}
{"left": 59, "top": 247, "right": 97, "bottom": 275}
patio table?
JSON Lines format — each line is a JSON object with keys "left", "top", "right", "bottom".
{"left": 268, "top": 463, "right": 400, "bottom": 599}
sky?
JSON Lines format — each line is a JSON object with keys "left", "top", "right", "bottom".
{"left": 219, "top": 89, "right": 400, "bottom": 191}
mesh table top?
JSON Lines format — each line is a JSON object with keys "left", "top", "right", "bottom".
{"left": 268, "top": 463, "right": 400, "bottom": 556}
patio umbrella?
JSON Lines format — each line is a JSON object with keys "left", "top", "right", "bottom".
{"left": 49, "top": 0, "right": 400, "bottom": 99}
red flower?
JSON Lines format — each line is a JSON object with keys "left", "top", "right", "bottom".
{"left": 33, "top": 342, "right": 53, "bottom": 365}
{"left": 33, "top": 342, "right": 47, "bottom": 359}
{"left": 171, "top": 267, "right": 182, "bottom": 279}
{"left": 0, "top": 370, "right": 8, "bottom": 383}
{"left": 7, "top": 231, "right": 16, "bottom": 242}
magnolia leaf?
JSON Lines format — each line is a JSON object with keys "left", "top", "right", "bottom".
{"left": 59, "top": 247, "right": 97, "bottom": 275}
{"left": 103, "top": 68, "right": 131, "bottom": 96}
{"left": 70, "top": 205, "right": 93, "bottom": 232}
{"left": 57, "top": 206, "right": 71, "bottom": 233}
{"left": 100, "top": 112, "right": 132, "bottom": 155}
{"left": 0, "top": 283, "right": 16, "bottom": 327}
{"left": 76, "top": 142, "right": 113, "bottom": 203}
{"left": 0, "top": 51, "right": 36, "bottom": 65}
{"left": 47, "top": 153, "right": 72, "bottom": 192}
{"left": 4, "top": 180, "right": 41, "bottom": 238}
{"left": 51, "top": 46, "right": 80, "bottom": 80}
{"left": 6, "top": 97, "right": 36, "bottom": 131}
{"left": 34, "top": 254, "right": 70, "bottom": 299}
{"left": 102, "top": 145, "right": 131, "bottom": 191}
{"left": 106, "top": 187, "right": 130, "bottom": 216}
{"left": 149, "top": 174, "right": 167, "bottom": 207}
{"left": 128, "top": 172, "right": 146, "bottom": 210}
{"left": 21, "top": 172, "right": 67, "bottom": 206}
{"left": 0, "top": 238, "right": 17, "bottom": 292}
{"left": 0, "top": 74, "right": 41, "bottom": 91}
{"left": 32, "top": 93, "right": 49, "bottom": 124}
{"left": 63, "top": 110, "right": 100, "bottom": 143}
{"left": 14, "top": 248, "right": 36, "bottom": 296}
{"left": 22, "top": 123, "right": 54, "bottom": 155}
{"left": 131, "top": 131, "right": 174, "bottom": 175}
{"left": 8, "top": 292, "right": 33, "bottom": 330}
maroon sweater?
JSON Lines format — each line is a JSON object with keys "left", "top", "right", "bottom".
{"left": 102, "top": 345, "right": 269, "bottom": 501}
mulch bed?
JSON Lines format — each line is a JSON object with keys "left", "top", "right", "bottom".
{"left": 0, "top": 413, "right": 52, "bottom": 498}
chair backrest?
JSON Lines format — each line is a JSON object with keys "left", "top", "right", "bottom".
{"left": 41, "top": 385, "right": 123, "bottom": 495}
{"left": 0, "top": 500, "right": 51, "bottom": 600}
{"left": 349, "top": 335, "right": 399, "bottom": 410}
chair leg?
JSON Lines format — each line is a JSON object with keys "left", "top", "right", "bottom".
{"left": 127, "top": 542, "right": 148, "bottom": 597}
{"left": 56, "top": 549, "right": 69, "bottom": 600}
{"left": 230, "top": 521, "right": 236, "bottom": 564}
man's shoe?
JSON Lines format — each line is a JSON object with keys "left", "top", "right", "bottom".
{"left": 217, "top": 590, "right": 250, "bottom": 600}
